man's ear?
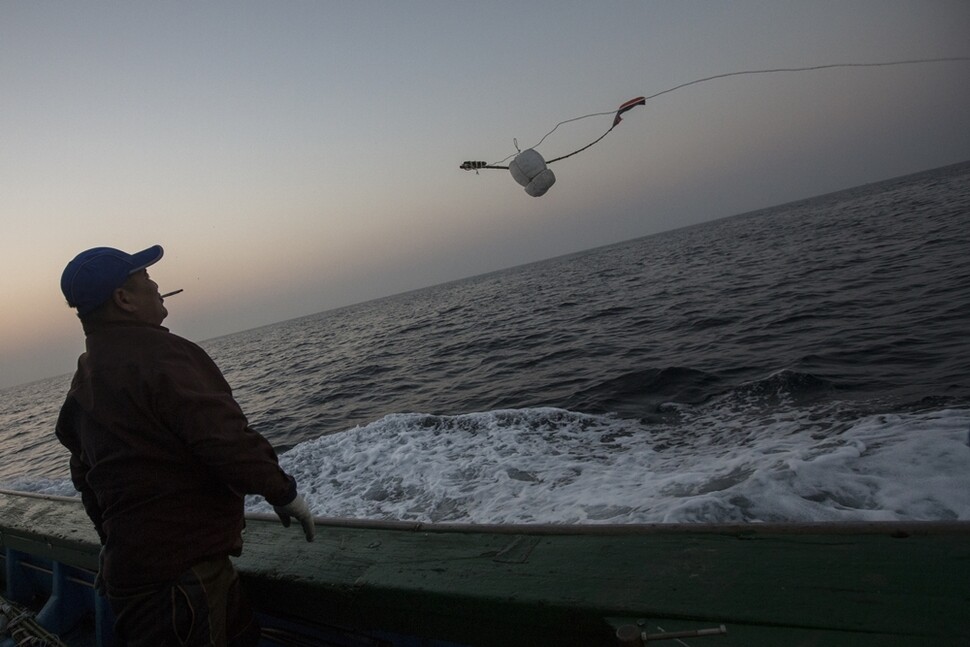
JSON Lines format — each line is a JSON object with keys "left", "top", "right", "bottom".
{"left": 112, "top": 287, "right": 138, "bottom": 313}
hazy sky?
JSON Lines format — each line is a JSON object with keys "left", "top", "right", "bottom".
{"left": 2, "top": 1, "right": 969, "bottom": 389}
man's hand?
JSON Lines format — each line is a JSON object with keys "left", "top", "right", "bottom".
{"left": 274, "top": 494, "right": 315, "bottom": 542}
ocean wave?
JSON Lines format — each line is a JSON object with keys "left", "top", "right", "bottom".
{"left": 245, "top": 404, "right": 970, "bottom": 525}
{"left": 559, "top": 366, "right": 836, "bottom": 420}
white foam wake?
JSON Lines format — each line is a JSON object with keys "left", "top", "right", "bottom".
{"left": 248, "top": 406, "right": 970, "bottom": 524}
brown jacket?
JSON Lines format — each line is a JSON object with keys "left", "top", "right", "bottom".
{"left": 55, "top": 320, "right": 296, "bottom": 588}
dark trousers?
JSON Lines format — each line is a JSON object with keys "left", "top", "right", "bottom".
{"left": 107, "top": 557, "right": 260, "bottom": 646}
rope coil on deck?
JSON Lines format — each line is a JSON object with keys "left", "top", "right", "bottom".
{"left": 0, "top": 594, "right": 68, "bottom": 647}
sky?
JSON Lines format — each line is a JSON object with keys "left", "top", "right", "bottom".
{"left": 2, "top": 1, "right": 969, "bottom": 390}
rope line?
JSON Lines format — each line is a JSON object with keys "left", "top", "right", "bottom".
{"left": 467, "top": 56, "right": 970, "bottom": 170}
{"left": 636, "top": 57, "right": 970, "bottom": 106}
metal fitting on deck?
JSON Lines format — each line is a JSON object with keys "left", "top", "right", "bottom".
{"left": 615, "top": 622, "right": 727, "bottom": 644}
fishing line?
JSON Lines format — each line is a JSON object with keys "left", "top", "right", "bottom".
{"left": 460, "top": 56, "right": 970, "bottom": 196}
{"left": 511, "top": 57, "right": 970, "bottom": 165}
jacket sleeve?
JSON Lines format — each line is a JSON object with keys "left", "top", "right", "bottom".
{"left": 55, "top": 397, "right": 108, "bottom": 543}
{"left": 152, "top": 342, "right": 297, "bottom": 506}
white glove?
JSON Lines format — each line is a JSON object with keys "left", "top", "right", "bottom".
{"left": 274, "top": 494, "right": 315, "bottom": 542}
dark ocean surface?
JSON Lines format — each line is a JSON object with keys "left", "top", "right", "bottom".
{"left": 3, "top": 161, "right": 969, "bottom": 524}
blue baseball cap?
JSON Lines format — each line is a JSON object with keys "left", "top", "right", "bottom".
{"left": 61, "top": 245, "right": 164, "bottom": 316}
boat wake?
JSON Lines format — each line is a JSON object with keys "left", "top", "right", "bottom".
{"left": 246, "top": 402, "right": 970, "bottom": 524}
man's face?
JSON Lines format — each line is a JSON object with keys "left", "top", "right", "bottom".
{"left": 121, "top": 269, "right": 168, "bottom": 325}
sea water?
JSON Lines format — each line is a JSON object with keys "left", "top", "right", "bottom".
{"left": 2, "top": 162, "right": 969, "bottom": 524}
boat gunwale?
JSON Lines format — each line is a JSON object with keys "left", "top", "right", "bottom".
{"left": 3, "top": 487, "right": 968, "bottom": 537}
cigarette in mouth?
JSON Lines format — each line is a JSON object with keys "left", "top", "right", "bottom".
{"left": 161, "top": 289, "right": 184, "bottom": 298}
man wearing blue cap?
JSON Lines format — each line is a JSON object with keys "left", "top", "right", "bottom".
{"left": 55, "top": 245, "right": 315, "bottom": 646}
